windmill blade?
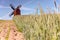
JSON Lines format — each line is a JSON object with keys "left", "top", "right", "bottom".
{"left": 17, "top": 5, "right": 22, "bottom": 8}
{"left": 54, "top": 0, "right": 57, "bottom": 8}
{"left": 10, "top": 4, "right": 15, "bottom": 10}
{"left": 9, "top": 12, "right": 14, "bottom": 17}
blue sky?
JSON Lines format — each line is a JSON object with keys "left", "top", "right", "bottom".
{"left": 0, "top": 0, "right": 60, "bottom": 20}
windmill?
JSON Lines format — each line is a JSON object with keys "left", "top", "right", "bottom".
{"left": 9, "top": 4, "right": 22, "bottom": 17}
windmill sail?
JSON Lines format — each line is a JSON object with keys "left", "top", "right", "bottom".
{"left": 9, "top": 12, "right": 14, "bottom": 17}
{"left": 54, "top": 0, "right": 57, "bottom": 8}
{"left": 10, "top": 4, "right": 15, "bottom": 10}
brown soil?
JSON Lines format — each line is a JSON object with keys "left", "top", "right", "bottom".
{"left": 0, "top": 20, "right": 25, "bottom": 40}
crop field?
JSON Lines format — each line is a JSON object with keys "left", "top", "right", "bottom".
{"left": 0, "top": 20, "right": 25, "bottom": 40}
{"left": 13, "top": 14, "right": 60, "bottom": 40}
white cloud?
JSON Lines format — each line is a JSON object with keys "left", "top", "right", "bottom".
{"left": 21, "top": 6, "right": 35, "bottom": 11}
{"left": 0, "top": 5, "right": 10, "bottom": 8}
{"left": 0, "top": 12, "right": 12, "bottom": 20}
{"left": 0, "top": 17, "right": 2, "bottom": 19}
{"left": 0, "top": 5, "right": 34, "bottom": 10}
{"left": 23, "top": 0, "right": 35, "bottom": 5}
{"left": 0, "top": 5, "right": 35, "bottom": 11}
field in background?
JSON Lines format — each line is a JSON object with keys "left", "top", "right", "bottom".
{"left": 13, "top": 14, "right": 60, "bottom": 40}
